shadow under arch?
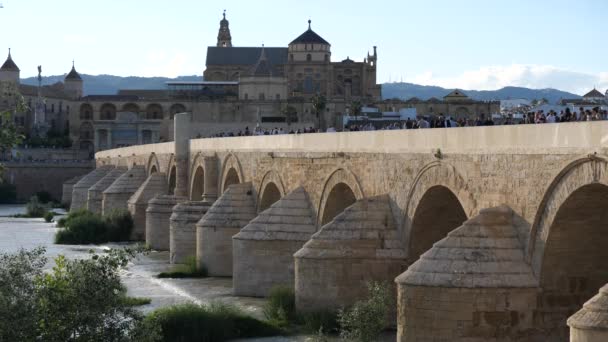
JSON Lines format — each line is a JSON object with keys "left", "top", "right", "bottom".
{"left": 219, "top": 153, "right": 244, "bottom": 194}
{"left": 316, "top": 168, "right": 364, "bottom": 228}
{"left": 257, "top": 170, "right": 286, "bottom": 212}
{"left": 166, "top": 154, "right": 177, "bottom": 195}
{"left": 402, "top": 161, "right": 473, "bottom": 260}
{"left": 146, "top": 153, "right": 160, "bottom": 176}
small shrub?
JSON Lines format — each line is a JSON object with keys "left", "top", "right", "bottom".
{"left": 146, "top": 302, "right": 281, "bottom": 342}
{"left": 54, "top": 213, "right": 106, "bottom": 244}
{"left": 157, "top": 256, "right": 208, "bottom": 278}
{"left": 34, "top": 191, "right": 53, "bottom": 204}
{"left": 56, "top": 217, "right": 67, "bottom": 227}
{"left": 26, "top": 196, "right": 47, "bottom": 217}
{"left": 337, "top": 281, "right": 391, "bottom": 342}
{"left": 263, "top": 285, "right": 296, "bottom": 327}
{"left": 103, "top": 210, "right": 134, "bottom": 242}
{"left": 43, "top": 211, "right": 54, "bottom": 222}
{"left": 300, "top": 309, "right": 339, "bottom": 334}
{"left": 122, "top": 296, "right": 152, "bottom": 307}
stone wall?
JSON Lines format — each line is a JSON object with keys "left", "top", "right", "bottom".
{"left": 3, "top": 162, "right": 93, "bottom": 202}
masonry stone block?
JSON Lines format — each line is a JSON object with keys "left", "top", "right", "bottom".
{"left": 128, "top": 172, "right": 168, "bottom": 241}
{"left": 568, "top": 283, "right": 608, "bottom": 342}
{"left": 146, "top": 194, "right": 185, "bottom": 250}
{"left": 196, "top": 182, "right": 256, "bottom": 276}
{"left": 170, "top": 200, "right": 211, "bottom": 264}
{"left": 101, "top": 166, "right": 147, "bottom": 217}
{"left": 70, "top": 165, "right": 113, "bottom": 211}
{"left": 87, "top": 167, "right": 127, "bottom": 214}
{"left": 62, "top": 175, "right": 84, "bottom": 206}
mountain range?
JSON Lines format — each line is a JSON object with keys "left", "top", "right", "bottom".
{"left": 20, "top": 74, "right": 581, "bottom": 103}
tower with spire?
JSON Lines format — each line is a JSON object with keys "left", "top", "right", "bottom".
{"left": 64, "top": 60, "right": 83, "bottom": 99}
{"left": 217, "top": 10, "right": 232, "bottom": 48}
{"left": 0, "top": 48, "right": 20, "bottom": 85}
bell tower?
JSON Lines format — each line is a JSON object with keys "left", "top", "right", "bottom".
{"left": 217, "top": 10, "right": 232, "bottom": 48}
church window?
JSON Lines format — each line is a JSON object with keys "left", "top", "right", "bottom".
{"left": 244, "top": 93, "right": 248, "bottom": 100}
{"left": 324, "top": 54, "right": 329, "bottom": 62}
{"left": 290, "top": 54, "right": 294, "bottom": 62}
{"left": 305, "top": 44, "right": 308, "bottom": 51}
{"left": 304, "top": 76, "right": 313, "bottom": 93}
{"left": 297, "top": 73, "right": 303, "bottom": 79}
{"left": 259, "top": 93, "right": 265, "bottom": 100}
{"left": 276, "top": 94, "right": 280, "bottom": 100}
{"left": 306, "top": 54, "right": 312, "bottom": 62}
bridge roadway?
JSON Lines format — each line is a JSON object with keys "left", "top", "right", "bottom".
{"left": 82, "top": 116, "right": 608, "bottom": 342}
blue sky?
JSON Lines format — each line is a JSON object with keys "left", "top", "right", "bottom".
{"left": 1, "top": 0, "right": 606, "bottom": 94}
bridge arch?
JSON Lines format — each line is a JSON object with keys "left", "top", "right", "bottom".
{"left": 220, "top": 153, "right": 244, "bottom": 193}
{"left": 188, "top": 153, "right": 205, "bottom": 201}
{"left": 146, "top": 153, "right": 160, "bottom": 176}
{"left": 403, "top": 161, "right": 473, "bottom": 261}
{"left": 257, "top": 170, "right": 286, "bottom": 212}
{"left": 529, "top": 155, "right": 608, "bottom": 338}
{"left": 167, "top": 154, "right": 177, "bottom": 195}
{"left": 317, "top": 168, "right": 364, "bottom": 227}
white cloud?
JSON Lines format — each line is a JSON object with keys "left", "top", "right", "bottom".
{"left": 406, "top": 64, "right": 608, "bottom": 95}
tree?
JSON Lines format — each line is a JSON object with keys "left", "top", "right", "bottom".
{"left": 282, "top": 105, "right": 298, "bottom": 126}
{"left": 311, "top": 93, "right": 327, "bottom": 130}
{"left": 351, "top": 100, "right": 362, "bottom": 116}
{"left": 0, "top": 85, "right": 26, "bottom": 181}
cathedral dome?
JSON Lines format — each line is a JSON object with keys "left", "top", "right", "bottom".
{"left": 65, "top": 63, "right": 82, "bottom": 81}
{"left": 289, "top": 20, "right": 330, "bottom": 46}
{"left": 0, "top": 49, "right": 19, "bottom": 72}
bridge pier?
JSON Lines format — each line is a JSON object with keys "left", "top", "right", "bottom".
{"left": 70, "top": 165, "right": 113, "bottom": 211}
{"left": 202, "top": 156, "right": 219, "bottom": 203}
{"left": 232, "top": 187, "right": 316, "bottom": 297}
{"left": 128, "top": 172, "right": 169, "bottom": 240}
{"left": 395, "top": 206, "right": 538, "bottom": 342}
{"left": 170, "top": 200, "right": 211, "bottom": 264}
{"left": 568, "top": 284, "right": 608, "bottom": 342}
{"left": 87, "top": 167, "right": 127, "bottom": 214}
{"left": 62, "top": 175, "right": 84, "bottom": 207}
{"left": 294, "top": 194, "right": 407, "bottom": 314}
{"left": 196, "top": 182, "right": 256, "bottom": 276}
{"left": 101, "top": 166, "right": 147, "bottom": 218}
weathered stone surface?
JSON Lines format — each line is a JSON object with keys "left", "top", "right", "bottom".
{"left": 62, "top": 175, "right": 84, "bottom": 206}
{"left": 568, "top": 284, "right": 608, "bottom": 342}
{"left": 70, "top": 165, "right": 113, "bottom": 211}
{"left": 295, "top": 194, "right": 407, "bottom": 313}
{"left": 87, "top": 167, "right": 127, "bottom": 214}
{"left": 233, "top": 187, "right": 316, "bottom": 297}
{"left": 197, "top": 182, "right": 256, "bottom": 276}
{"left": 101, "top": 166, "right": 147, "bottom": 216}
{"left": 128, "top": 173, "right": 168, "bottom": 241}
{"left": 170, "top": 200, "right": 211, "bottom": 264}
{"left": 146, "top": 194, "right": 185, "bottom": 251}
{"left": 395, "top": 205, "right": 538, "bottom": 342}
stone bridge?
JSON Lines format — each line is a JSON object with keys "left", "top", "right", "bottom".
{"left": 70, "top": 113, "right": 608, "bottom": 341}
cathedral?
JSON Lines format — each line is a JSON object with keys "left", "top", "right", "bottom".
{"left": 204, "top": 12, "right": 381, "bottom": 101}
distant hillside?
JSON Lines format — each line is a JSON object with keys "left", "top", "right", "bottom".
{"left": 21, "top": 75, "right": 581, "bottom": 103}
{"left": 382, "top": 83, "right": 580, "bottom": 104}
{"left": 21, "top": 74, "right": 202, "bottom": 95}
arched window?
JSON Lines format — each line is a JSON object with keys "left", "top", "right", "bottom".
{"left": 276, "top": 94, "right": 280, "bottom": 100}
{"left": 79, "top": 103, "right": 93, "bottom": 120}
{"left": 146, "top": 104, "right": 164, "bottom": 120}
{"left": 306, "top": 54, "right": 312, "bottom": 62}
{"left": 290, "top": 54, "right": 294, "bottom": 62}
{"left": 244, "top": 93, "right": 248, "bottom": 100}
{"left": 259, "top": 93, "right": 265, "bottom": 100}
{"left": 169, "top": 103, "right": 186, "bottom": 119}
{"left": 324, "top": 54, "right": 329, "bottom": 62}
{"left": 99, "top": 103, "right": 117, "bottom": 120}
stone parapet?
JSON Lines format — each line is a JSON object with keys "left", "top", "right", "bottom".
{"left": 294, "top": 194, "right": 407, "bottom": 313}
{"left": 101, "top": 166, "right": 147, "bottom": 216}
{"left": 568, "top": 284, "right": 608, "bottom": 342}
{"left": 87, "top": 167, "right": 127, "bottom": 215}
{"left": 196, "top": 182, "right": 256, "bottom": 276}
{"left": 233, "top": 187, "right": 316, "bottom": 297}
{"left": 62, "top": 175, "right": 84, "bottom": 206}
{"left": 170, "top": 200, "right": 211, "bottom": 264}
{"left": 127, "top": 173, "right": 168, "bottom": 241}
{"left": 146, "top": 194, "right": 185, "bottom": 250}
{"left": 70, "top": 165, "right": 114, "bottom": 211}
{"left": 395, "top": 205, "right": 538, "bottom": 342}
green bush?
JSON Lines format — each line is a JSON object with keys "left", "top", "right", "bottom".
{"left": 56, "top": 217, "right": 67, "bottom": 227}
{"left": 104, "top": 210, "right": 134, "bottom": 242}
{"left": 263, "top": 286, "right": 296, "bottom": 327}
{"left": 43, "top": 211, "right": 54, "bottom": 222}
{"left": 54, "top": 212, "right": 106, "bottom": 244}
{"left": 299, "top": 309, "right": 339, "bottom": 334}
{"left": 146, "top": 302, "right": 281, "bottom": 342}
{"left": 122, "top": 296, "right": 152, "bottom": 307}
{"left": 54, "top": 210, "right": 135, "bottom": 245}
{"left": 337, "top": 281, "right": 392, "bottom": 342}
{"left": 26, "top": 196, "right": 48, "bottom": 218}
{"left": 0, "top": 182, "right": 17, "bottom": 204}
{"left": 157, "top": 256, "right": 208, "bottom": 278}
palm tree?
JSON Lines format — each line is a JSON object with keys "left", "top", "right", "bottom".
{"left": 311, "top": 93, "right": 327, "bottom": 130}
